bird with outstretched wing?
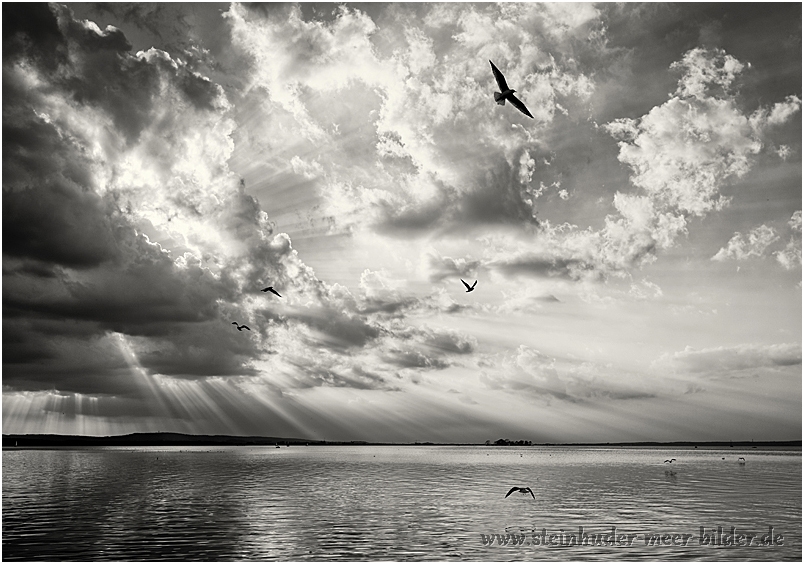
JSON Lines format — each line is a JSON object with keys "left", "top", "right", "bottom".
{"left": 505, "top": 486, "right": 535, "bottom": 499}
{"left": 490, "top": 60, "right": 534, "bottom": 119}
{"left": 262, "top": 286, "right": 282, "bottom": 297}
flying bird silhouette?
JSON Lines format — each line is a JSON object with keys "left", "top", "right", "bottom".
{"left": 232, "top": 322, "right": 250, "bottom": 331}
{"left": 505, "top": 486, "right": 535, "bottom": 499}
{"left": 461, "top": 279, "right": 478, "bottom": 293}
{"left": 663, "top": 459, "right": 676, "bottom": 463}
{"left": 490, "top": 60, "right": 534, "bottom": 119}
{"left": 262, "top": 286, "right": 282, "bottom": 297}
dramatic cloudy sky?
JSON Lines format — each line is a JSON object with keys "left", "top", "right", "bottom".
{"left": 3, "top": 3, "right": 801, "bottom": 442}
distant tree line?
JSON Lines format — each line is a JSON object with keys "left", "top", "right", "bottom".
{"left": 486, "top": 439, "right": 532, "bottom": 446}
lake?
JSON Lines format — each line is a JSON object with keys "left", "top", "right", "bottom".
{"left": 2, "top": 445, "right": 801, "bottom": 561}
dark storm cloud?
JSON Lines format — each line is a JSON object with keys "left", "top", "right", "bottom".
{"left": 4, "top": 232, "right": 231, "bottom": 329}
{"left": 2, "top": 326, "right": 137, "bottom": 395}
{"left": 2, "top": 65, "right": 122, "bottom": 266}
{"left": 177, "top": 72, "right": 225, "bottom": 112}
{"left": 2, "top": 327, "right": 58, "bottom": 365}
{"left": 3, "top": 179, "right": 119, "bottom": 269}
{"left": 91, "top": 2, "right": 188, "bottom": 40}
{"left": 2, "top": 241, "right": 262, "bottom": 389}
{"left": 12, "top": 4, "right": 224, "bottom": 144}
{"left": 135, "top": 323, "right": 261, "bottom": 378}
{"left": 51, "top": 11, "right": 164, "bottom": 144}
{"left": 63, "top": 14, "right": 131, "bottom": 51}
{"left": 2, "top": 4, "right": 266, "bottom": 393}
{"left": 2, "top": 2, "right": 68, "bottom": 69}
{"left": 2, "top": 104, "right": 96, "bottom": 192}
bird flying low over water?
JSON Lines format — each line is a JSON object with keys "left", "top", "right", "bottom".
{"left": 232, "top": 322, "right": 250, "bottom": 331}
{"left": 664, "top": 459, "right": 676, "bottom": 463}
{"left": 490, "top": 60, "right": 534, "bottom": 119}
{"left": 262, "top": 286, "right": 282, "bottom": 297}
{"left": 505, "top": 486, "right": 535, "bottom": 499}
{"left": 461, "top": 279, "right": 478, "bottom": 293}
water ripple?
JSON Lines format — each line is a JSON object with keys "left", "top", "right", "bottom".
{"left": 3, "top": 446, "right": 800, "bottom": 561}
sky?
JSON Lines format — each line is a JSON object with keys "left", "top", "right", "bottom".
{"left": 2, "top": 2, "right": 801, "bottom": 443}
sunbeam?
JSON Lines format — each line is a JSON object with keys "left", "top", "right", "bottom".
{"left": 3, "top": 2, "right": 800, "bottom": 443}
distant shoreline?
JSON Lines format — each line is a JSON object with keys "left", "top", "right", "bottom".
{"left": 2, "top": 433, "right": 801, "bottom": 449}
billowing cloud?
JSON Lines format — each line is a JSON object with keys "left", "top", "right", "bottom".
{"left": 606, "top": 48, "right": 797, "bottom": 217}
{"left": 775, "top": 211, "right": 803, "bottom": 270}
{"left": 671, "top": 47, "right": 745, "bottom": 99}
{"left": 710, "top": 211, "right": 802, "bottom": 268}
{"left": 493, "top": 47, "right": 802, "bottom": 281}
{"left": 415, "top": 46, "right": 800, "bottom": 286}
{"left": 226, "top": 10, "right": 803, "bottom": 289}
{"left": 3, "top": 4, "right": 481, "bottom": 408}
{"left": 712, "top": 225, "right": 779, "bottom": 262}
{"left": 3, "top": 4, "right": 800, "bottom": 443}
{"left": 478, "top": 198, "right": 686, "bottom": 282}
{"left": 225, "top": 2, "right": 598, "bottom": 236}
{"left": 2, "top": 4, "right": 285, "bottom": 394}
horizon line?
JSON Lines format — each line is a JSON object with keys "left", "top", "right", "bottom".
{"left": 2, "top": 432, "right": 801, "bottom": 447}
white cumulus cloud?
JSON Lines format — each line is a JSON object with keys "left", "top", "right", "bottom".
{"left": 712, "top": 225, "right": 779, "bottom": 262}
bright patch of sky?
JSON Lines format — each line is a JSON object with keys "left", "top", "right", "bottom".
{"left": 3, "top": 3, "right": 800, "bottom": 442}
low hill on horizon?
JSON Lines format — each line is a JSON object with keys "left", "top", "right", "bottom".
{"left": 2, "top": 432, "right": 324, "bottom": 448}
{"left": 2, "top": 433, "right": 800, "bottom": 448}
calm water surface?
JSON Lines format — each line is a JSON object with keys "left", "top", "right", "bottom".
{"left": 3, "top": 446, "right": 801, "bottom": 561}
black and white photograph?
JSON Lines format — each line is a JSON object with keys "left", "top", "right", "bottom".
{"left": 2, "top": 2, "right": 801, "bottom": 561}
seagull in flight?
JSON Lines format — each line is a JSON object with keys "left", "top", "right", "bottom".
{"left": 461, "top": 279, "right": 477, "bottom": 293}
{"left": 262, "top": 286, "right": 282, "bottom": 297}
{"left": 663, "top": 459, "right": 676, "bottom": 463}
{"left": 232, "top": 322, "right": 250, "bottom": 331}
{"left": 490, "top": 60, "right": 533, "bottom": 119}
{"left": 505, "top": 486, "right": 535, "bottom": 499}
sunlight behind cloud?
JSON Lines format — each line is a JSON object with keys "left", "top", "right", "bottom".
{"left": 3, "top": 3, "right": 800, "bottom": 442}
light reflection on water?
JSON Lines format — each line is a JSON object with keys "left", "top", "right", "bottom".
{"left": 2, "top": 446, "right": 801, "bottom": 561}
